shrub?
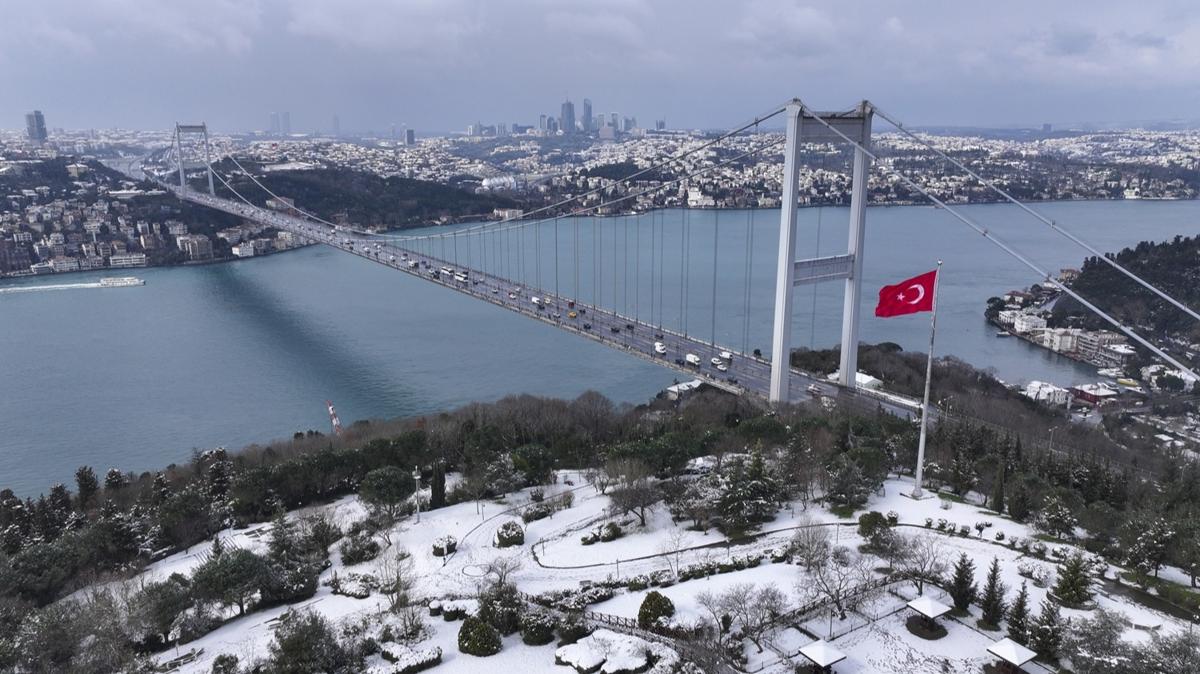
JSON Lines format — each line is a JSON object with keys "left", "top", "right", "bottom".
{"left": 520, "top": 611, "right": 558, "bottom": 645}
{"left": 600, "top": 522, "right": 623, "bottom": 542}
{"left": 886, "top": 510, "right": 900, "bottom": 525}
{"left": 433, "top": 536, "right": 457, "bottom": 557}
{"left": 457, "top": 616, "right": 501, "bottom": 657}
{"left": 339, "top": 533, "right": 380, "bottom": 565}
{"left": 494, "top": 521, "right": 525, "bottom": 548}
{"left": 557, "top": 613, "right": 591, "bottom": 646}
{"left": 522, "top": 502, "right": 555, "bottom": 523}
{"left": 924, "top": 517, "right": 934, "bottom": 528}
{"left": 638, "top": 591, "right": 676, "bottom": 630}
{"left": 210, "top": 654, "right": 239, "bottom": 674}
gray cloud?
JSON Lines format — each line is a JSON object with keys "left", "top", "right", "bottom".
{"left": 2, "top": 0, "right": 1198, "bottom": 132}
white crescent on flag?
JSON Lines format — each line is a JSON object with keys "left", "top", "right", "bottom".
{"left": 905, "top": 284, "right": 925, "bottom": 304}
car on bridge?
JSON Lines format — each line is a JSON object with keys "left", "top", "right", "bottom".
{"left": 654, "top": 341, "right": 667, "bottom": 355}
{"left": 685, "top": 354, "right": 701, "bottom": 367}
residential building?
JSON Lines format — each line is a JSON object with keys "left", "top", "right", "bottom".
{"left": 108, "top": 252, "right": 148, "bottom": 268}
{"left": 25, "top": 110, "right": 47, "bottom": 144}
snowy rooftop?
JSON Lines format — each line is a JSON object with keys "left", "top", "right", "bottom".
{"left": 986, "top": 637, "right": 1036, "bottom": 666}
{"left": 907, "top": 595, "right": 951, "bottom": 619}
{"left": 798, "top": 638, "right": 847, "bottom": 667}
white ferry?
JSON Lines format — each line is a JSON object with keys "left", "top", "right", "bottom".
{"left": 99, "top": 277, "right": 145, "bottom": 287}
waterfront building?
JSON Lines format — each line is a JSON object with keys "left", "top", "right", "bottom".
{"left": 232, "top": 242, "right": 256, "bottom": 258}
{"left": 177, "top": 234, "right": 214, "bottom": 261}
{"left": 1013, "top": 314, "right": 1046, "bottom": 334}
{"left": 108, "top": 252, "right": 148, "bottom": 268}
{"left": 1023, "top": 380, "right": 1071, "bottom": 405}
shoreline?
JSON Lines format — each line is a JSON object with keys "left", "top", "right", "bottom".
{"left": 0, "top": 241, "right": 318, "bottom": 285}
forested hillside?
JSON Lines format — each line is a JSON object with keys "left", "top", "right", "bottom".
{"left": 209, "top": 161, "right": 520, "bottom": 230}
{"left": 1052, "top": 235, "right": 1200, "bottom": 344}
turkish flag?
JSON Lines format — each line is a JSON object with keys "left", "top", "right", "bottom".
{"left": 875, "top": 269, "right": 938, "bottom": 317}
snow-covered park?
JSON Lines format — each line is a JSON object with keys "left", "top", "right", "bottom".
{"left": 128, "top": 468, "right": 1197, "bottom": 674}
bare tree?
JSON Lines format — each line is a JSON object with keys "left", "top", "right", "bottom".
{"left": 657, "top": 527, "right": 690, "bottom": 579}
{"left": 898, "top": 534, "right": 947, "bottom": 596}
{"left": 798, "top": 546, "right": 874, "bottom": 620}
{"left": 790, "top": 518, "right": 832, "bottom": 572}
{"left": 722, "top": 583, "right": 788, "bottom": 653}
{"left": 606, "top": 458, "right": 658, "bottom": 527}
{"left": 585, "top": 467, "right": 615, "bottom": 495}
{"left": 696, "top": 589, "right": 730, "bottom": 646}
{"left": 485, "top": 555, "right": 523, "bottom": 586}
{"left": 378, "top": 548, "right": 417, "bottom": 612}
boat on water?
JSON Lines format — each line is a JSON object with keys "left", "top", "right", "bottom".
{"left": 0, "top": 276, "right": 145, "bottom": 294}
{"left": 1097, "top": 367, "right": 1123, "bottom": 378}
{"left": 99, "top": 277, "right": 145, "bottom": 288}
{"left": 995, "top": 331, "right": 1011, "bottom": 337}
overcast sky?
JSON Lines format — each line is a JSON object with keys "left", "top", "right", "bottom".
{"left": 3, "top": 0, "right": 1199, "bottom": 134}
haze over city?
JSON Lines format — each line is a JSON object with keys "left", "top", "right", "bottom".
{"left": 4, "top": 0, "right": 1200, "bottom": 132}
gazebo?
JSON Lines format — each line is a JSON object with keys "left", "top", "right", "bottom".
{"left": 905, "top": 595, "right": 951, "bottom": 638}
{"left": 797, "top": 639, "right": 847, "bottom": 673}
{"left": 986, "top": 637, "right": 1036, "bottom": 673}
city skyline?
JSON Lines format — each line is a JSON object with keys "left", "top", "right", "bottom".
{"left": 3, "top": 1, "right": 1200, "bottom": 133}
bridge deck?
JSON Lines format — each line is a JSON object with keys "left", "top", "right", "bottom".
{"left": 179, "top": 189, "right": 919, "bottom": 414}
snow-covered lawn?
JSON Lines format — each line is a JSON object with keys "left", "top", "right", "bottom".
{"left": 142, "top": 472, "right": 1196, "bottom": 673}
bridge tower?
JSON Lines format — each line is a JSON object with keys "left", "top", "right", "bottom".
{"left": 173, "top": 123, "right": 216, "bottom": 197}
{"left": 769, "top": 100, "right": 873, "bottom": 404}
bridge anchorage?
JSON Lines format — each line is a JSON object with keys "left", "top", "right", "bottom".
{"left": 152, "top": 96, "right": 1198, "bottom": 415}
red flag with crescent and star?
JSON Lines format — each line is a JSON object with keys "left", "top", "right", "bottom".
{"left": 875, "top": 269, "right": 938, "bottom": 317}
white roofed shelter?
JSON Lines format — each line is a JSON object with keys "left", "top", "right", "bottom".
{"left": 797, "top": 639, "right": 847, "bottom": 672}
{"left": 987, "top": 638, "right": 1036, "bottom": 673}
{"left": 907, "top": 595, "right": 951, "bottom": 620}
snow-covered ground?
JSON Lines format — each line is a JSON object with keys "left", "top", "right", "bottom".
{"left": 145, "top": 473, "right": 1193, "bottom": 673}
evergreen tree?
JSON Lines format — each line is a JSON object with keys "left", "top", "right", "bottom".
{"left": 74, "top": 466, "right": 98, "bottom": 512}
{"left": 1122, "top": 513, "right": 1175, "bottom": 578}
{"left": 948, "top": 552, "right": 978, "bottom": 614}
{"left": 261, "top": 511, "right": 321, "bottom": 605}
{"left": 1054, "top": 551, "right": 1094, "bottom": 606}
{"left": 718, "top": 451, "right": 781, "bottom": 535}
{"left": 1029, "top": 598, "right": 1064, "bottom": 661}
{"left": 1035, "top": 494, "right": 1076, "bottom": 539}
{"left": 978, "top": 557, "right": 1008, "bottom": 628}
{"left": 430, "top": 461, "right": 446, "bottom": 509}
{"left": 1007, "top": 581, "right": 1031, "bottom": 643}
{"left": 359, "top": 466, "right": 415, "bottom": 521}
{"left": 1007, "top": 481, "right": 1035, "bottom": 522}
{"left": 989, "top": 461, "right": 1006, "bottom": 514}
{"left": 103, "top": 468, "right": 125, "bottom": 493}
{"left": 191, "top": 548, "right": 268, "bottom": 616}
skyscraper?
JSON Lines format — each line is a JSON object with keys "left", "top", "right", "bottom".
{"left": 281, "top": 112, "right": 292, "bottom": 135}
{"left": 560, "top": 99, "right": 575, "bottom": 135}
{"left": 405, "top": 128, "right": 416, "bottom": 145}
{"left": 582, "top": 98, "right": 593, "bottom": 132}
{"left": 25, "top": 110, "right": 47, "bottom": 144}
{"left": 332, "top": 114, "right": 340, "bottom": 137}
{"left": 269, "top": 112, "right": 280, "bottom": 135}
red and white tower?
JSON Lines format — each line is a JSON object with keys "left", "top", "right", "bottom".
{"left": 326, "top": 400, "right": 343, "bottom": 435}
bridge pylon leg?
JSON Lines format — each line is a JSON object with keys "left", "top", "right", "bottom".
{"left": 838, "top": 102, "right": 873, "bottom": 388}
{"left": 769, "top": 103, "right": 804, "bottom": 404}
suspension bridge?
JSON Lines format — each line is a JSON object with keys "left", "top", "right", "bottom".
{"left": 154, "top": 98, "right": 1199, "bottom": 413}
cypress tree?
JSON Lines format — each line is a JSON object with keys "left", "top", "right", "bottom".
{"left": 978, "top": 558, "right": 1008, "bottom": 629}
{"left": 989, "top": 461, "right": 1006, "bottom": 514}
{"left": 948, "top": 552, "right": 977, "bottom": 614}
{"left": 1029, "top": 598, "right": 1063, "bottom": 661}
{"left": 1054, "top": 551, "right": 1093, "bottom": 606}
{"left": 1007, "top": 581, "right": 1030, "bottom": 643}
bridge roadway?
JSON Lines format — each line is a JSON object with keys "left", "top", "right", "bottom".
{"left": 178, "top": 189, "right": 919, "bottom": 415}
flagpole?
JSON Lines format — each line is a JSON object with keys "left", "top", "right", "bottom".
{"left": 911, "top": 260, "right": 942, "bottom": 499}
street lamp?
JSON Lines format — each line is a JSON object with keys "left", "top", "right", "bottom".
{"left": 1048, "top": 426, "right": 1059, "bottom": 454}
